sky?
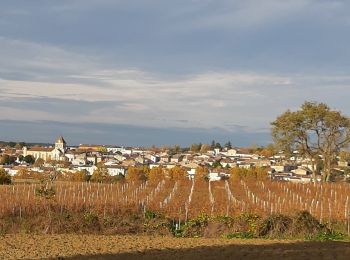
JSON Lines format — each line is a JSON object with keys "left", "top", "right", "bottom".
{"left": 1, "top": 0, "right": 350, "bottom": 146}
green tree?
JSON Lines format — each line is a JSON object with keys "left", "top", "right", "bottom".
{"left": 224, "top": 141, "right": 232, "bottom": 149}
{"left": 215, "top": 142, "right": 222, "bottom": 149}
{"left": 23, "top": 155, "right": 35, "bottom": 164}
{"left": 271, "top": 101, "right": 350, "bottom": 181}
{"left": 210, "top": 140, "right": 216, "bottom": 149}
{"left": 8, "top": 142, "right": 16, "bottom": 148}
{"left": 212, "top": 160, "right": 222, "bottom": 168}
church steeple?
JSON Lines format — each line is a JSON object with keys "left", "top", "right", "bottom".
{"left": 55, "top": 136, "right": 66, "bottom": 152}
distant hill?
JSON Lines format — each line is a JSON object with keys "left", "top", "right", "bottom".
{"left": 0, "top": 141, "right": 53, "bottom": 148}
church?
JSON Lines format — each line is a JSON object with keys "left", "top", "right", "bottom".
{"left": 23, "top": 136, "right": 68, "bottom": 161}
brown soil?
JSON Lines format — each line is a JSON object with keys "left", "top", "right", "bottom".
{"left": 0, "top": 234, "right": 350, "bottom": 260}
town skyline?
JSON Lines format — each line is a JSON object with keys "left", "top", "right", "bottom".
{"left": 0, "top": 132, "right": 267, "bottom": 148}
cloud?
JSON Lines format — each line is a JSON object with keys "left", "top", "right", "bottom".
{"left": 0, "top": 69, "right": 292, "bottom": 129}
{"left": 1, "top": 36, "right": 350, "bottom": 136}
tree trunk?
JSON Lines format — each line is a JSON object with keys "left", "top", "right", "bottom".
{"left": 323, "top": 154, "right": 332, "bottom": 182}
{"left": 311, "top": 159, "right": 317, "bottom": 182}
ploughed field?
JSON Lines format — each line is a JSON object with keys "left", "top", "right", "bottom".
{"left": 1, "top": 234, "right": 350, "bottom": 260}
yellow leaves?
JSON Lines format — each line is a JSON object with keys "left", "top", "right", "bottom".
{"left": 147, "top": 167, "right": 165, "bottom": 184}
{"left": 169, "top": 166, "right": 187, "bottom": 181}
{"left": 195, "top": 166, "right": 209, "bottom": 180}
{"left": 229, "top": 167, "right": 268, "bottom": 182}
{"left": 126, "top": 166, "right": 147, "bottom": 182}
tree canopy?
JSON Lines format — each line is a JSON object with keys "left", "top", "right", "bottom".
{"left": 0, "top": 168, "right": 11, "bottom": 185}
{"left": 271, "top": 101, "right": 350, "bottom": 181}
{"left": 23, "top": 155, "right": 35, "bottom": 164}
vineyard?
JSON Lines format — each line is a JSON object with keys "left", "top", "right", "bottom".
{"left": 1, "top": 178, "right": 350, "bottom": 236}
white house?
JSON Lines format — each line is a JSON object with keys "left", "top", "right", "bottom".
{"left": 209, "top": 172, "right": 222, "bottom": 181}
{"left": 106, "top": 165, "right": 127, "bottom": 176}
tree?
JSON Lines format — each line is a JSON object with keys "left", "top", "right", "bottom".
{"left": 8, "top": 142, "right": 16, "bottom": 148}
{"left": 169, "top": 145, "right": 181, "bottom": 156}
{"left": 98, "top": 146, "right": 107, "bottom": 153}
{"left": 215, "top": 142, "right": 222, "bottom": 149}
{"left": 147, "top": 167, "right": 164, "bottom": 184}
{"left": 248, "top": 143, "right": 259, "bottom": 154}
{"left": 169, "top": 166, "right": 187, "bottom": 181}
{"left": 126, "top": 166, "right": 147, "bottom": 182}
{"left": 8, "top": 156, "right": 16, "bottom": 165}
{"left": 212, "top": 160, "right": 222, "bottom": 168}
{"left": 23, "top": 155, "right": 35, "bottom": 164}
{"left": 150, "top": 145, "right": 160, "bottom": 153}
{"left": 91, "top": 162, "right": 109, "bottom": 183}
{"left": 14, "top": 168, "right": 30, "bottom": 179}
{"left": 271, "top": 101, "right": 350, "bottom": 181}
{"left": 0, "top": 168, "right": 11, "bottom": 184}
{"left": 259, "top": 144, "right": 276, "bottom": 158}
{"left": 224, "top": 141, "right": 232, "bottom": 149}
{"left": 210, "top": 140, "right": 216, "bottom": 150}
{"left": 33, "top": 158, "right": 45, "bottom": 167}
{"left": 69, "top": 170, "right": 90, "bottom": 182}
{"left": 200, "top": 144, "right": 211, "bottom": 153}
{"left": 18, "top": 155, "right": 24, "bottom": 162}
{"left": 173, "top": 145, "right": 181, "bottom": 154}
{"left": 195, "top": 166, "right": 209, "bottom": 180}
{"left": 339, "top": 150, "right": 350, "bottom": 162}
{"left": 0, "top": 154, "right": 10, "bottom": 165}
{"left": 190, "top": 143, "right": 201, "bottom": 153}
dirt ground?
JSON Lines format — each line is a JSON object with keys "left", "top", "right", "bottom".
{"left": 1, "top": 234, "right": 350, "bottom": 260}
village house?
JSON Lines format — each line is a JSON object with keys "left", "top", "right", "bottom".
{"left": 160, "top": 155, "right": 170, "bottom": 163}
{"left": 291, "top": 166, "right": 312, "bottom": 176}
{"left": 106, "top": 165, "right": 127, "bottom": 176}
{"left": 106, "top": 146, "right": 124, "bottom": 154}
{"left": 171, "top": 154, "right": 184, "bottom": 163}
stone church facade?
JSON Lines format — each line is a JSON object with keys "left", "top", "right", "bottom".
{"left": 23, "top": 136, "right": 67, "bottom": 161}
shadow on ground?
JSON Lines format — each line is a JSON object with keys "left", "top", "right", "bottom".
{"left": 54, "top": 241, "right": 350, "bottom": 260}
